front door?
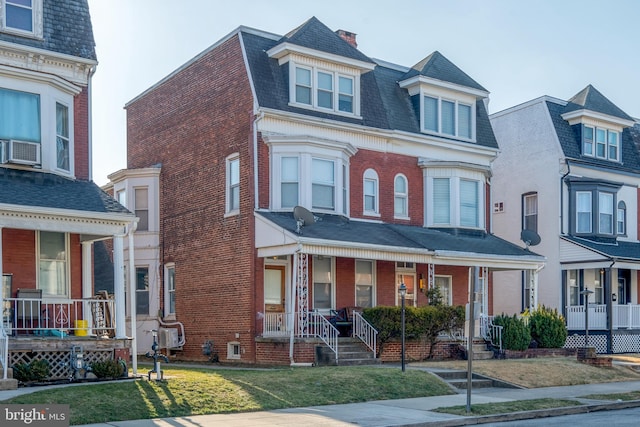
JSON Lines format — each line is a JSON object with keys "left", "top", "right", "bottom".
{"left": 265, "top": 265, "right": 285, "bottom": 312}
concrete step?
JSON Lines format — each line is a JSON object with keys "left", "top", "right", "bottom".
{"left": 448, "top": 378, "right": 495, "bottom": 389}
{"left": 429, "top": 369, "right": 522, "bottom": 391}
{"left": 0, "top": 378, "right": 18, "bottom": 391}
{"left": 315, "top": 339, "right": 379, "bottom": 366}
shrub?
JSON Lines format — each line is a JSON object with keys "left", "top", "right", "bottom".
{"left": 13, "top": 359, "right": 50, "bottom": 383}
{"left": 90, "top": 359, "right": 125, "bottom": 379}
{"left": 492, "top": 314, "right": 531, "bottom": 351}
{"left": 362, "top": 304, "right": 465, "bottom": 358}
{"left": 529, "top": 305, "right": 568, "bottom": 348}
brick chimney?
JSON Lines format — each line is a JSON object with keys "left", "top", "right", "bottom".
{"left": 336, "top": 29, "right": 357, "bottom": 48}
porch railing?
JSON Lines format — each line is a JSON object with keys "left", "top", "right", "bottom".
{"left": 262, "top": 311, "right": 340, "bottom": 361}
{"left": 0, "top": 324, "right": 7, "bottom": 379}
{"left": 480, "top": 315, "right": 502, "bottom": 352}
{"left": 5, "top": 297, "right": 116, "bottom": 337}
{"left": 566, "top": 305, "right": 609, "bottom": 330}
{"left": 613, "top": 304, "right": 640, "bottom": 329}
{"left": 353, "top": 311, "right": 377, "bottom": 357}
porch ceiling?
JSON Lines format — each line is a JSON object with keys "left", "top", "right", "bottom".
{"left": 255, "top": 210, "right": 545, "bottom": 270}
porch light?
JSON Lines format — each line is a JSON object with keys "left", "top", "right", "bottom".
{"left": 399, "top": 283, "right": 407, "bottom": 373}
{"left": 612, "top": 293, "right": 617, "bottom": 302}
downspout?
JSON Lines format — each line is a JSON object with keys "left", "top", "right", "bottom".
{"left": 253, "top": 111, "right": 263, "bottom": 210}
{"left": 560, "top": 160, "right": 571, "bottom": 235}
{"left": 606, "top": 259, "right": 615, "bottom": 354}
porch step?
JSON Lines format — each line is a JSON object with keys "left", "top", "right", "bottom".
{"left": 315, "top": 338, "right": 379, "bottom": 366}
{"left": 461, "top": 342, "right": 495, "bottom": 360}
{"left": 0, "top": 368, "right": 17, "bottom": 390}
{"left": 428, "top": 369, "right": 520, "bottom": 391}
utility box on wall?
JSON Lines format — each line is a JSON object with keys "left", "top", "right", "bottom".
{"left": 158, "top": 328, "right": 180, "bottom": 349}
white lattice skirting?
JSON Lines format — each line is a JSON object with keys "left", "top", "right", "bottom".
{"left": 10, "top": 350, "right": 113, "bottom": 380}
{"left": 564, "top": 334, "right": 608, "bottom": 354}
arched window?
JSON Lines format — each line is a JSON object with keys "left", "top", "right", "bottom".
{"left": 363, "top": 169, "right": 379, "bottom": 215}
{"left": 617, "top": 201, "right": 626, "bottom": 235}
{"left": 394, "top": 174, "right": 408, "bottom": 218}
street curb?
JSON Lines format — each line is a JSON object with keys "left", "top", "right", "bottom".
{"left": 404, "top": 398, "right": 640, "bottom": 426}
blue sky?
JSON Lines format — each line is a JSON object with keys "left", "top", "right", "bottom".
{"left": 87, "top": 0, "right": 640, "bottom": 185}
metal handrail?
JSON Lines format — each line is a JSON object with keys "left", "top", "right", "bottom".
{"left": 0, "top": 324, "right": 7, "bottom": 380}
{"left": 353, "top": 311, "right": 377, "bottom": 357}
{"left": 307, "top": 311, "right": 339, "bottom": 362}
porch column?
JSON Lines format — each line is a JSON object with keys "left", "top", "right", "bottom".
{"left": 127, "top": 227, "right": 138, "bottom": 375}
{"left": 529, "top": 268, "right": 539, "bottom": 309}
{"left": 113, "top": 234, "right": 127, "bottom": 338}
{"left": 81, "top": 241, "right": 94, "bottom": 334}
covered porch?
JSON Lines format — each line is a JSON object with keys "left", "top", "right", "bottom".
{"left": 255, "top": 210, "right": 546, "bottom": 364}
{"left": 0, "top": 169, "right": 137, "bottom": 382}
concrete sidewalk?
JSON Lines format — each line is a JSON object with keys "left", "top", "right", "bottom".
{"left": 2, "top": 371, "right": 640, "bottom": 426}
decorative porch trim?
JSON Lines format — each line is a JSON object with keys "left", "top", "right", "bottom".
{"left": 427, "top": 263, "right": 434, "bottom": 289}
{"left": 295, "top": 252, "right": 309, "bottom": 336}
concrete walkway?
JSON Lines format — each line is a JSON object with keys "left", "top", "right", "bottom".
{"left": 2, "top": 368, "right": 640, "bottom": 426}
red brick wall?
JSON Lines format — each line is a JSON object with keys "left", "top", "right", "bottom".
{"left": 350, "top": 150, "right": 423, "bottom": 226}
{"left": 73, "top": 87, "right": 90, "bottom": 180}
{"left": 379, "top": 339, "right": 460, "bottom": 362}
{"left": 126, "top": 34, "right": 257, "bottom": 362}
{"left": 255, "top": 338, "right": 317, "bottom": 365}
{"left": 2, "top": 229, "right": 83, "bottom": 298}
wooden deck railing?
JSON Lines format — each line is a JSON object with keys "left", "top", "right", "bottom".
{"left": 565, "top": 304, "right": 640, "bottom": 330}
{"left": 5, "top": 297, "right": 115, "bottom": 337}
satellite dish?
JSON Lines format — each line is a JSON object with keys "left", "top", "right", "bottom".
{"left": 521, "top": 229, "right": 541, "bottom": 248}
{"left": 293, "top": 206, "right": 315, "bottom": 234}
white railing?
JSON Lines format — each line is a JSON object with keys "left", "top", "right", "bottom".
{"left": 613, "top": 304, "right": 640, "bottom": 329}
{"left": 0, "top": 324, "right": 7, "bottom": 379}
{"left": 6, "top": 297, "right": 115, "bottom": 336}
{"left": 263, "top": 312, "right": 290, "bottom": 337}
{"left": 353, "top": 311, "right": 377, "bottom": 357}
{"left": 307, "top": 311, "right": 339, "bottom": 361}
{"left": 480, "top": 315, "right": 503, "bottom": 352}
{"left": 566, "top": 305, "right": 608, "bottom": 330}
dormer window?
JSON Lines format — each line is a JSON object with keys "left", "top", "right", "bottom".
{"left": 292, "top": 65, "right": 358, "bottom": 115}
{"left": 424, "top": 96, "right": 472, "bottom": 139}
{"left": 583, "top": 125, "right": 619, "bottom": 161}
{"left": 1, "top": 0, "right": 43, "bottom": 38}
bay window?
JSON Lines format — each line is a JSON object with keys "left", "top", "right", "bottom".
{"left": 460, "top": 179, "right": 479, "bottom": 227}
{"left": 281, "top": 157, "right": 299, "bottom": 208}
{"left": 312, "top": 158, "right": 335, "bottom": 210}
{"left": 576, "top": 191, "right": 592, "bottom": 233}
{"left": 617, "top": 201, "right": 626, "bottom": 235}
{"left": 598, "top": 192, "right": 613, "bottom": 234}
{"left": 433, "top": 178, "right": 450, "bottom": 224}
{"left": 426, "top": 170, "right": 484, "bottom": 229}
{"left": 569, "top": 179, "right": 621, "bottom": 237}
{"left": 56, "top": 102, "right": 69, "bottom": 171}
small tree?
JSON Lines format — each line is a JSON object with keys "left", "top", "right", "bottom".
{"left": 529, "top": 305, "right": 568, "bottom": 348}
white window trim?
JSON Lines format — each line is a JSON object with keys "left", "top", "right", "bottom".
{"left": 36, "top": 231, "right": 70, "bottom": 298}
{"left": 425, "top": 172, "right": 485, "bottom": 229}
{"left": 363, "top": 168, "right": 379, "bottom": 216}
{"left": 395, "top": 265, "right": 416, "bottom": 307}
{"left": 0, "top": 0, "right": 43, "bottom": 39}
{"left": 0, "top": 78, "right": 76, "bottom": 177}
{"left": 164, "top": 263, "right": 176, "bottom": 318}
{"left": 312, "top": 255, "right": 335, "bottom": 313}
{"left": 355, "top": 259, "right": 376, "bottom": 308}
{"left": 584, "top": 125, "right": 620, "bottom": 162}
{"left": 598, "top": 191, "right": 614, "bottom": 235}
{"left": 227, "top": 341, "right": 241, "bottom": 360}
{"left": 288, "top": 61, "right": 362, "bottom": 118}
{"left": 576, "top": 191, "right": 592, "bottom": 234}
{"left": 225, "top": 153, "right": 240, "bottom": 216}
{"left": 269, "top": 140, "right": 353, "bottom": 215}
{"left": 394, "top": 173, "right": 409, "bottom": 220}
{"left": 420, "top": 91, "right": 476, "bottom": 141}
{"left": 434, "top": 275, "right": 453, "bottom": 305}
{"left": 617, "top": 201, "right": 626, "bottom": 236}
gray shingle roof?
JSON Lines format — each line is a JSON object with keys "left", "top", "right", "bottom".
{"left": 563, "top": 85, "right": 633, "bottom": 122}
{"left": 0, "top": 168, "right": 130, "bottom": 215}
{"left": 0, "top": 0, "right": 96, "bottom": 60}
{"left": 401, "top": 51, "right": 487, "bottom": 92}
{"left": 258, "top": 211, "right": 542, "bottom": 259}
{"left": 546, "top": 100, "right": 640, "bottom": 172}
{"left": 562, "top": 236, "right": 640, "bottom": 262}
{"left": 241, "top": 19, "right": 497, "bottom": 149}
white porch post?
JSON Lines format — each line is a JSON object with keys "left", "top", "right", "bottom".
{"left": 81, "top": 241, "right": 94, "bottom": 334}
{"left": 530, "top": 269, "right": 539, "bottom": 309}
{"left": 127, "top": 227, "right": 138, "bottom": 375}
{"left": 113, "top": 234, "right": 127, "bottom": 338}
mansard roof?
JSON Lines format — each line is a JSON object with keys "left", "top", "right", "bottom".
{"left": 0, "top": 0, "right": 96, "bottom": 60}
{"left": 0, "top": 168, "right": 130, "bottom": 215}
{"left": 241, "top": 19, "right": 497, "bottom": 149}
{"left": 400, "top": 51, "right": 487, "bottom": 92}
{"left": 563, "top": 85, "right": 633, "bottom": 122}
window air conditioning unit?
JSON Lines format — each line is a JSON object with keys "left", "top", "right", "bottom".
{"left": 6, "top": 139, "right": 40, "bottom": 165}
{"left": 158, "top": 327, "right": 180, "bottom": 349}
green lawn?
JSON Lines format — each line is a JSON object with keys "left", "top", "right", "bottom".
{"left": 5, "top": 365, "right": 454, "bottom": 425}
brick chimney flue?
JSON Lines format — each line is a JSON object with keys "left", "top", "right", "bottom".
{"left": 336, "top": 29, "right": 357, "bottom": 48}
